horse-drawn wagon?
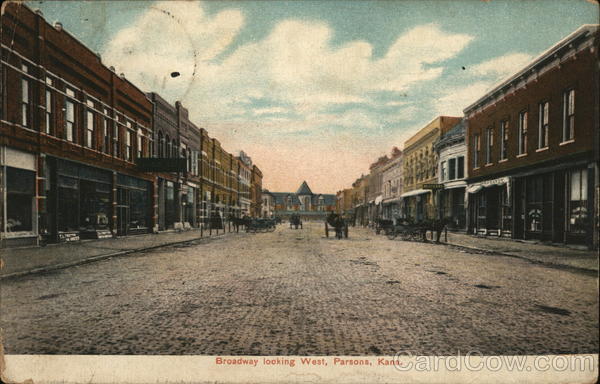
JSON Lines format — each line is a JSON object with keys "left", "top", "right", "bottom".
{"left": 289, "top": 213, "right": 303, "bottom": 229}
{"left": 325, "top": 213, "right": 348, "bottom": 239}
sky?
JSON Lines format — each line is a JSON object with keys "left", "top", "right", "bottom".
{"left": 32, "top": 0, "right": 598, "bottom": 194}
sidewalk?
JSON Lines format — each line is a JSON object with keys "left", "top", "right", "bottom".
{"left": 0, "top": 228, "right": 240, "bottom": 279}
{"left": 445, "top": 231, "right": 599, "bottom": 273}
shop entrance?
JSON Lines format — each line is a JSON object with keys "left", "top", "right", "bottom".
{"left": 116, "top": 188, "right": 130, "bottom": 236}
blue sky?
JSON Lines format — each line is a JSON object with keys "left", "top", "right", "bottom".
{"left": 33, "top": 0, "right": 598, "bottom": 193}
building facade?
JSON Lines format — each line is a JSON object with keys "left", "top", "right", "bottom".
{"left": 0, "top": 3, "right": 263, "bottom": 247}
{"left": 464, "top": 24, "right": 598, "bottom": 248}
{"left": 401, "top": 116, "right": 461, "bottom": 222}
{"left": 270, "top": 181, "right": 335, "bottom": 219}
{"left": 434, "top": 119, "right": 467, "bottom": 230}
{"left": 1, "top": 4, "right": 155, "bottom": 246}
{"left": 381, "top": 147, "right": 403, "bottom": 220}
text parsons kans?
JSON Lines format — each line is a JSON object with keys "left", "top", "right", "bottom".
{"left": 215, "top": 357, "right": 402, "bottom": 367}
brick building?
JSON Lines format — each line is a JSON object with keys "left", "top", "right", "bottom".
{"left": 464, "top": 25, "right": 599, "bottom": 248}
{"left": 401, "top": 116, "right": 461, "bottom": 221}
{"left": 1, "top": 4, "right": 155, "bottom": 246}
{"left": 251, "top": 165, "right": 263, "bottom": 218}
{"left": 269, "top": 181, "right": 335, "bottom": 220}
{"left": 0, "top": 3, "right": 263, "bottom": 247}
{"left": 381, "top": 147, "right": 403, "bottom": 220}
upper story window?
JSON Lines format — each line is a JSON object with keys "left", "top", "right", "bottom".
{"left": 518, "top": 111, "right": 528, "bottom": 155}
{"left": 473, "top": 134, "right": 480, "bottom": 168}
{"left": 21, "top": 78, "right": 30, "bottom": 127}
{"left": 102, "top": 109, "right": 110, "bottom": 154}
{"left": 441, "top": 161, "right": 447, "bottom": 181}
{"left": 500, "top": 120, "right": 508, "bottom": 160}
{"left": 45, "top": 89, "right": 53, "bottom": 135}
{"left": 457, "top": 156, "right": 464, "bottom": 179}
{"left": 113, "top": 124, "right": 120, "bottom": 158}
{"left": 563, "top": 89, "right": 575, "bottom": 142}
{"left": 137, "top": 128, "right": 143, "bottom": 158}
{"left": 85, "top": 108, "right": 95, "bottom": 149}
{"left": 538, "top": 101, "right": 549, "bottom": 149}
{"left": 485, "top": 126, "right": 493, "bottom": 164}
{"left": 126, "top": 130, "right": 133, "bottom": 161}
{"left": 65, "top": 98, "right": 76, "bottom": 142}
{"left": 166, "top": 135, "right": 171, "bottom": 157}
{"left": 448, "top": 158, "right": 456, "bottom": 180}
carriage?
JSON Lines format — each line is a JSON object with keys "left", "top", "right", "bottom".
{"left": 289, "top": 213, "right": 303, "bottom": 229}
{"left": 325, "top": 213, "right": 349, "bottom": 239}
{"left": 246, "top": 218, "right": 277, "bottom": 233}
{"left": 385, "top": 218, "right": 450, "bottom": 242}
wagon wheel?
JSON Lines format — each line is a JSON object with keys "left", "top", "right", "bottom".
{"left": 386, "top": 229, "right": 397, "bottom": 240}
{"left": 344, "top": 224, "right": 349, "bottom": 238}
{"left": 325, "top": 222, "right": 329, "bottom": 238}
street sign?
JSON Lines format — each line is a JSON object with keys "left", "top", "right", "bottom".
{"left": 423, "top": 183, "right": 444, "bottom": 190}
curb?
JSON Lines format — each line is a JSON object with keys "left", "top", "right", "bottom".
{"left": 445, "top": 242, "right": 598, "bottom": 276}
{"left": 0, "top": 231, "right": 236, "bottom": 281}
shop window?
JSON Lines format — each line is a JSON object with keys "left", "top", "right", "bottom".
{"left": 58, "top": 176, "right": 79, "bottom": 232}
{"left": 79, "top": 180, "right": 111, "bottom": 231}
{"left": 518, "top": 111, "right": 528, "bottom": 155}
{"left": 538, "top": 101, "right": 549, "bottom": 149}
{"left": 500, "top": 120, "right": 508, "bottom": 160}
{"left": 457, "top": 156, "right": 464, "bottom": 179}
{"left": 526, "top": 176, "right": 543, "bottom": 232}
{"left": 568, "top": 169, "right": 587, "bottom": 234}
{"left": 6, "top": 167, "right": 35, "bottom": 232}
{"left": 562, "top": 89, "right": 575, "bottom": 142}
{"left": 129, "top": 189, "right": 149, "bottom": 229}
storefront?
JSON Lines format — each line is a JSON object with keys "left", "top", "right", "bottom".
{"left": 439, "top": 184, "right": 466, "bottom": 230}
{"left": 512, "top": 165, "right": 593, "bottom": 246}
{"left": 467, "top": 177, "right": 511, "bottom": 237}
{"left": 382, "top": 197, "right": 402, "bottom": 221}
{"left": 401, "top": 189, "right": 432, "bottom": 222}
{"left": 182, "top": 183, "right": 197, "bottom": 228}
{"left": 1, "top": 147, "right": 38, "bottom": 247}
{"left": 115, "top": 173, "right": 152, "bottom": 236}
{"left": 46, "top": 157, "right": 113, "bottom": 242}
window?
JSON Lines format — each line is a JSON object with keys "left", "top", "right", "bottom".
{"left": 113, "top": 125, "right": 120, "bottom": 158}
{"left": 485, "top": 126, "right": 493, "bottom": 164}
{"left": 126, "top": 130, "right": 133, "bottom": 161}
{"left": 166, "top": 135, "right": 171, "bottom": 157}
{"left": 21, "top": 78, "right": 30, "bottom": 127}
{"left": 441, "top": 161, "right": 447, "bottom": 181}
{"left": 65, "top": 99, "right": 75, "bottom": 142}
{"left": 102, "top": 111, "right": 110, "bottom": 154}
{"left": 538, "top": 101, "right": 549, "bottom": 149}
{"left": 158, "top": 132, "right": 164, "bottom": 157}
{"left": 568, "top": 169, "right": 587, "bottom": 234}
{"left": 137, "top": 128, "right": 143, "bottom": 158}
{"left": 6, "top": 167, "right": 35, "bottom": 232}
{"left": 518, "top": 111, "right": 528, "bottom": 155}
{"left": 85, "top": 109, "right": 95, "bottom": 148}
{"left": 449, "top": 158, "right": 456, "bottom": 180}
{"left": 457, "top": 156, "right": 464, "bottom": 179}
{"left": 473, "top": 134, "right": 480, "bottom": 168}
{"left": 500, "top": 120, "right": 508, "bottom": 160}
{"left": 45, "top": 89, "right": 53, "bottom": 134}
{"left": 563, "top": 89, "right": 575, "bottom": 142}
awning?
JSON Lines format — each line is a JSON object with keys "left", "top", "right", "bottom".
{"left": 466, "top": 176, "right": 511, "bottom": 203}
{"left": 443, "top": 181, "right": 467, "bottom": 190}
{"left": 375, "top": 195, "right": 383, "bottom": 205}
{"left": 400, "top": 189, "right": 431, "bottom": 198}
{"left": 382, "top": 196, "right": 403, "bottom": 204}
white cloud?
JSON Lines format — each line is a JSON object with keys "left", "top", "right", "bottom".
{"left": 470, "top": 52, "right": 534, "bottom": 78}
{"left": 102, "top": 3, "right": 476, "bottom": 191}
{"left": 434, "top": 81, "right": 495, "bottom": 116}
